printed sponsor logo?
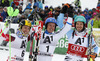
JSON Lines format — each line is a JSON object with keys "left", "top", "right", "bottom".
{"left": 71, "top": 45, "right": 85, "bottom": 52}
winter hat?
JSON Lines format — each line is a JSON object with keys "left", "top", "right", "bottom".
{"left": 97, "top": 3, "right": 100, "bottom": 9}
{"left": 45, "top": 6, "right": 48, "bottom": 9}
{"left": 97, "top": 3, "right": 100, "bottom": 7}
{"left": 89, "top": 9, "right": 92, "bottom": 12}
{"left": 93, "top": 12, "right": 97, "bottom": 16}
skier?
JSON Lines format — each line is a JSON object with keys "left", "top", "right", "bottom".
{"left": 65, "top": 16, "right": 98, "bottom": 61}
{"left": 36, "top": 4, "right": 73, "bottom": 61}
{"left": 57, "top": 4, "right": 99, "bottom": 60}
{"left": 0, "top": 19, "right": 31, "bottom": 61}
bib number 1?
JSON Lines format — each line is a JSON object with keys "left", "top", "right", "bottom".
{"left": 46, "top": 45, "right": 49, "bottom": 52}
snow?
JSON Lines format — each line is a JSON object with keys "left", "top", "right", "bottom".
{"left": 43, "top": 0, "right": 98, "bottom": 11}
{"left": 0, "top": 48, "right": 100, "bottom": 61}
{"left": 22, "top": 0, "right": 98, "bottom": 11}
{"left": 24, "top": 52, "right": 100, "bottom": 61}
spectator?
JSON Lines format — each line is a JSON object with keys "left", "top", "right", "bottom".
{"left": 88, "top": 9, "right": 93, "bottom": 18}
{"left": 44, "top": 6, "right": 49, "bottom": 15}
{"left": 44, "top": 11, "right": 53, "bottom": 24}
{"left": 49, "top": 6, "right": 54, "bottom": 12}
{"left": 96, "top": 3, "right": 100, "bottom": 13}
{"left": 0, "top": 6, "right": 3, "bottom": 13}
{"left": 39, "top": 10, "right": 46, "bottom": 22}
{"left": 56, "top": 6, "right": 61, "bottom": 12}
{"left": 92, "top": 12, "right": 97, "bottom": 18}
{"left": 83, "top": 10, "right": 91, "bottom": 27}
{"left": 23, "top": 2, "right": 32, "bottom": 12}
{"left": 2, "top": 0, "right": 10, "bottom": 7}
{"left": 92, "top": 13, "right": 100, "bottom": 28}
{"left": 1, "top": 7, "right": 8, "bottom": 22}
{"left": 92, "top": 8, "right": 96, "bottom": 14}
{"left": 33, "top": 0, "right": 39, "bottom": 8}
{"left": 38, "top": 0, "right": 43, "bottom": 9}
{"left": 13, "top": 14, "right": 26, "bottom": 23}
{"left": 11, "top": 1, "right": 16, "bottom": 9}
{"left": 18, "top": 5, "right": 23, "bottom": 14}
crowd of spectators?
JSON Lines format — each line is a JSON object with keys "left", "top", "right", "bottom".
{"left": 0, "top": 0, "right": 100, "bottom": 28}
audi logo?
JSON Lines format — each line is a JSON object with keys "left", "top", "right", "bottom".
{"left": 71, "top": 45, "right": 85, "bottom": 52}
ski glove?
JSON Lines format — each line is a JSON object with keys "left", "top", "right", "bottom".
{"left": 68, "top": 4, "right": 74, "bottom": 17}
{"left": 61, "top": 3, "right": 69, "bottom": 14}
{"left": 88, "top": 52, "right": 97, "bottom": 61}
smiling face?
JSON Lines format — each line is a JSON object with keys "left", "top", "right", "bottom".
{"left": 21, "top": 25, "right": 30, "bottom": 36}
{"left": 46, "top": 23, "right": 56, "bottom": 33}
{"left": 75, "top": 21, "right": 84, "bottom": 32}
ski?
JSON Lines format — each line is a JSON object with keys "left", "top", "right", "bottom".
{"left": 32, "top": 21, "right": 43, "bottom": 61}
{"left": 29, "top": 31, "right": 35, "bottom": 61}
{"left": 87, "top": 20, "right": 94, "bottom": 61}
{"left": 7, "top": 17, "right": 12, "bottom": 61}
{"left": 29, "top": 21, "right": 43, "bottom": 61}
{"left": 87, "top": 30, "right": 93, "bottom": 61}
{"left": 33, "top": 33, "right": 40, "bottom": 61}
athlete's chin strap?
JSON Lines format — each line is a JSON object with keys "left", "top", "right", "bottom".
{"left": 16, "top": 29, "right": 28, "bottom": 39}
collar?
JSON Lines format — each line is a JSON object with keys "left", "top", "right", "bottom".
{"left": 16, "top": 29, "right": 28, "bottom": 39}
{"left": 44, "top": 30, "right": 52, "bottom": 34}
{"left": 75, "top": 29, "right": 87, "bottom": 37}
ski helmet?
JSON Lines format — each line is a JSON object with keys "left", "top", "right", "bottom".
{"left": 74, "top": 15, "right": 86, "bottom": 24}
{"left": 19, "top": 19, "right": 31, "bottom": 29}
{"left": 45, "top": 17, "right": 57, "bottom": 25}
{"left": 74, "top": 15, "right": 86, "bottom": 32}
{"left": 45, "top": 17, "right": 57, "bottom": 31}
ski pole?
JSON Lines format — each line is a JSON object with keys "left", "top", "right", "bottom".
{"left": 33, "top": 33, "right": 40, "bottom": 61}
{"left": 29, "top": 31, "right": 35, "bottom": 61}
{"left": 7, "top": 18, "right": 12, "bottom": 61}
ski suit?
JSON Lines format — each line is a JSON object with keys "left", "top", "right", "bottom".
{"left": 57, "top": 13, "right": 99, "bottom": 61}
{"left": 7, "top": 34, "right": 28, "bottom": 61}
{"left": 0, "top": 28, "right": 28, "bottom": 61}
{"left": 37, "top": 17, "right": 72, "bottom": 61}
